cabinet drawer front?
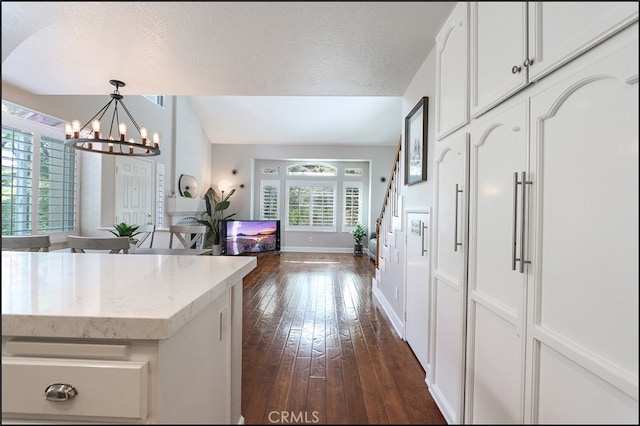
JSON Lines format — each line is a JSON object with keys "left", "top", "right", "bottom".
{"left": 2, "top": 357, "right": 148, "bottom": 420}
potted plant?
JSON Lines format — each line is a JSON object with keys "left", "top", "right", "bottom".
{"left": 197, "top": 186, "right": 237, "bottom": 254}
{"left": 351, "top": 222, "right": 367, "bottom": 255}
{"left": 108, "top": 222, "right": 140, "bottom": 246}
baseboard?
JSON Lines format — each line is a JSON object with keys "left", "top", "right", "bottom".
{"left": 280, "top": 246, "right": 355, "bottom": 254}
{"left": 371, "top": 285, "right": 404, "bottom": 339}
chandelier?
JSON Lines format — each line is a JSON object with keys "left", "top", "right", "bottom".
{"left": 64, "top": 80, "right": 160, "bottom": 157}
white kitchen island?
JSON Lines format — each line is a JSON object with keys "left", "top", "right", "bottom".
{"left": 1, "top": 251, "right": 257, "bottom": 424}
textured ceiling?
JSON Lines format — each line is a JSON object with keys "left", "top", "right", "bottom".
{"left": 1, "top": 1, "right": 455, "bottom": 145}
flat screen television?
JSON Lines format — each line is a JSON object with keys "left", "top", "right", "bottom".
{"left": 221, "top": 220, "right": 281, "bottom": 255}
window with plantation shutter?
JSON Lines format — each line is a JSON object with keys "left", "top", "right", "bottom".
{"left": 260, "top": 180, "right": 280, "bottom": 220}
{"left": 285, "top": 181, "right": 336, "bottom": 231}
{"left": 2, "top": 107, "right": 77, "bottom": 236}
{"left": 342, "top": 182, "right": 362, "bottom": 231}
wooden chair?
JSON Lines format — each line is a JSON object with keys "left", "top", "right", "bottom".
{"left": 68, "top": 236, "right": 130, "bottom": 254}
{"left": 134, "top": 224, "right": 156, "bottom": 248}
{"left": 2, "top": 235, "right": 51, "bottom": 252}
{"left": 169, "top": 225, "right": 207, "bottom": 249}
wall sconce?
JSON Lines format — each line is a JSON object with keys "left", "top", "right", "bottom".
{"left": 218, "top": 179, "right": 232, "bottom": 194}
{"left": 178, "top": 174, "right": 198, "bottom": 198}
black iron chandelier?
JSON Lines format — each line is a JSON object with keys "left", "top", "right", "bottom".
{"left": 64, "top": 79, "right": 161, "bottom": 157}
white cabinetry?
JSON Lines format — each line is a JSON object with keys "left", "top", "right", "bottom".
{"left": 470, "top": 1, "right": 528, "bottom": 119}
{"left": 432, "top": 1, "right": 638, "bottom": 422}
{"left": 3, "top": 355, "right": 149, "bottom": 421}
{"left": 470, "top": 1, "right": 638, "bottom": 119}
{"left": 465, "top": 98, "right": 529, "bottom": 423}
{"left": 435, "top": 2, "right": 469, "bottom": 140}
{"left": 2, "top": 286, "right": 235, "bottom": 424}
{"left": 429, "top": 131, "right": 469, "bottom": 424}
{"left": 527, "top": 1, "right": 638, "bottom": 82}
{"left": 525, "top": 26, "right": 638, "bottom": 423}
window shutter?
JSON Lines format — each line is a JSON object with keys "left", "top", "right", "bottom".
{"left": 2, "top": 120, "right": 77, "bottom": 236}
{"left": 343, "top": 182, "right": 362, "bottom": 229}
{"left": 260, "top": 180, "right": 280, "bottom": 220}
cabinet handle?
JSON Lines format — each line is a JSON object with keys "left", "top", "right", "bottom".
{"left": 524, "top": 58, "right": 534, "bottom": 67}
{"left": 44, "top": 383, "right": 78, "bottom": 402}
{"left": 512, "top": 172, "right": 533, "bottom": 273}
{"left": 421, "top": 222, "right": 428, "bottom": 256}
{"left": 511, "top": 65, "right": 522, "bottom": 74}
{"left": 454, "top": 184, "right": 463, "bottom": 252}
{"left": 512, "top": 172, "right": 519, "bottom": 270}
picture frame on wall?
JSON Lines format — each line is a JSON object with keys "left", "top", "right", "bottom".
{"left": 404, "top": 97, "right": 428, "bottom": 185}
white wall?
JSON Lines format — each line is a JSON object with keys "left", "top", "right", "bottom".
{"left": 374, "top": 45, "right": 438, "bottom": 331}
{"left": 174, "top": 97, "right": 213, "bottom": 197}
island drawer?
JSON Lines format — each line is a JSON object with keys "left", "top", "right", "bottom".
{"left": 2, "top": 356, "right": 148, "bottom": 421}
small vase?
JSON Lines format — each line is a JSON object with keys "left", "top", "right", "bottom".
{"left": 211, "top": 244, "right": 222, "bottom": 256}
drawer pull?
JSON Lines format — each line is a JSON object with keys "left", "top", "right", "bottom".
{"left": 44, "top": 383, "right": 78, "bottom": 402}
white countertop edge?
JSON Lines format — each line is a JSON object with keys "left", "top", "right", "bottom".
{"left": 2, "top": 256, "right": 257, "bottom": 340}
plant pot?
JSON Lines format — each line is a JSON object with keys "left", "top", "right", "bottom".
{"left": 354, "top": 244, "right": 363, "bottom": 255}
{"left": 211, "top": 244, "right": 222, "bottom": 256}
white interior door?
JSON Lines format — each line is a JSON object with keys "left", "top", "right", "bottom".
{"left": 405, "top": 211, "right": 431, "bottom": 377}
{"left": 115, "top": 157, "right": 154, "bottom": 226}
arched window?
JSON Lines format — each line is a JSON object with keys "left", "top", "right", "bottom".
{"left": 286, "top": 163, "right": 337, "bottom": 176}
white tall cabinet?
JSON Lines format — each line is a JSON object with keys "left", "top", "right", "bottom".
{"left": 525, "top": 28, "right": 638, "bottom": 423}
{"left": 431, "top": 2, "right": 638, "bottom": 424}
{"left": 430, "top": 131, "right": 469, "bottom": 424}
{"left": 465, "top": 98, "right": 529, "bottom": 423}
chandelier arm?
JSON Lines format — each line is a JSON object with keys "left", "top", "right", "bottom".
{"left": 79, "top": 99, "right": 115, "bottom": 132}
{"left": 117, "top": 100, "right": 142, "bottom": 134}
{"left": 110, "top": 102, "right": 120, "bottom": 139}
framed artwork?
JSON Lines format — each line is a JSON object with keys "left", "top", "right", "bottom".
{"left": 404, "top": 97, "right": 428, "bottom": 185}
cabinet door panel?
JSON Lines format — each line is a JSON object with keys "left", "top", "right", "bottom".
{"left": 435, "top": 2, "right": 469, "bottom": 140}
{"left": 466, "top": 99, "right": 529, "bottom": 423}
{"left": 405, "top": 211, "right": 431, "bottom": 376}
{"left": 527, "top": 26, "right": 638, "bottom": 423}
{"left": 467, "top": 304, "right": 523, "bottom": 422}
{"left": 431, "top": 133, "right": 469, "bottom": 424}
{"left": 470, "top": 2, "right": 528, "bottom": 118}
{"left": 528, "top": 1, "right": 639, "bottom": 82}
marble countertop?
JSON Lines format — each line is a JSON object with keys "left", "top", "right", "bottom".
{"left": 1, "top": 252, "right": 256, "bottom": 340}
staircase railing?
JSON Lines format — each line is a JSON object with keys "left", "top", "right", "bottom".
{"left": 374, "top": 135, "right": 402, "bottom": 268}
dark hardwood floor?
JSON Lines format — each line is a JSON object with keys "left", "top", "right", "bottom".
{"left": 241, "top": 252, "right": 446, "bottom": 425}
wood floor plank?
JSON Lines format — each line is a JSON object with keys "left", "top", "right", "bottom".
{"left": 241, "top": 253, "right": 446, "bottom": 425}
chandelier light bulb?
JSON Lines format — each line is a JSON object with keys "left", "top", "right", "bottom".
{"left": 72, "top": 120, "right": 81, "bottom": 138}
{"left": 92, "top": 120, "right": 101, "bottom": 138}
{"left": 119, "top": 123, "right": 127, "bottom": 141}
